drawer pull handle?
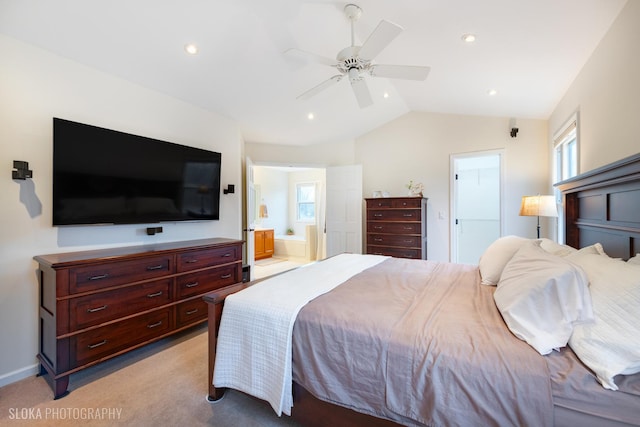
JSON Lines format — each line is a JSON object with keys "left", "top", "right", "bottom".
{"left": 403, "top": 214, "right": 414, "bottom": 217}
{"left": 223, "top": 253, "right": 231, "bottom": 257}
{"left": 146, "top": 265, "right": 164, "bottom": 271}
{"left": 87, "top": 340, "right": 107, "bottom": 349}
{"left": 186, "top": 259, "right": 198, "bottom": 264}
{"left": 185, "top": 282, "right": 199, "bottom": 288}
{"left": 373, "top": 213, "right": 383, "bottom": 217}
{"left": 404, "top": 227, "right": 413, "bottom": 230}
{"left": 147, "top": 291, "right": 163, "bottom": 298}
{"left": 147, "top": 321, "right": 163, "bottom": 329}
{"left": 186, "top": 308, "right": 199, "bottom": 315}
{"left": 374, "top": 238, "right": 383, "bottom": 242}
{"left": 373, "top": 252, "right": 384, "bottom": 255}
{"left": 87, "top": 305, "right": 108, "bottom": 313}
{"left": 220, "top": 274, "right": 231, "bottom": 279}
{"left": 405, "top": 240, "right": 413, "bottom": 243}
{"left": 374, "top": 226, "right": 383, "bottom": 230}
{"left": 89, "top": 274, "right": 109, "bottom": 281}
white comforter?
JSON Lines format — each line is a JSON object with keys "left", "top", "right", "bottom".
{"left": 212, "top": 253, "right": 388, "bottom": 416}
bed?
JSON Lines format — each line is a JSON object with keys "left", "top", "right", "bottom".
{"left": 204, "top": 152, "right": 640, "bottom": 427}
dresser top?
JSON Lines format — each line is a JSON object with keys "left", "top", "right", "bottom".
{"left": 34, "top": 237, "right": 244, "bottom": 268}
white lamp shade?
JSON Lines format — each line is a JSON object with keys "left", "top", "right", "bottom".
{"left": 519, "top": 195, "right": 558, "bottom": 217}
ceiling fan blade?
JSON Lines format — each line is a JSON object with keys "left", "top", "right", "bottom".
{"left": 284, "top": 48, "right": 336, "bottom": 67}
{"left": 358, "top": 20, "right": 403, "bottom": 61}
{"left": 350, "top": 78, "right": 373, "bottom": 108}
{"left": 370, "top": 64, "right": 431, "bottom": 80}
{"left": 297, "top": 75, "right": 343, "bottom": 100}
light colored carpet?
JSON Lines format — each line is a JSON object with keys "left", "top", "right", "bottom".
{"left": 0, "top": 324, "right": 302, "bottom": 427}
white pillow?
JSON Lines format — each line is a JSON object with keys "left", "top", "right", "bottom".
{"left": 565, "top": 252, "right": 640, "bottom": 390}
{"left": 494, "top": 240, "right": 593, "bottom": 355}
{"left": 538, "top": 238, "right": 577, "bottom": 257}
{"left": 478, "top": 235, "right": 530, "bottom": 285}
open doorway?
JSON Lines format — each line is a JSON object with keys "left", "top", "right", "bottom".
{"left": 451, "top": 150, "right": 503, "bottom": 264}
{"left": 252, "top": 165, "right": 326, "bottom": 279}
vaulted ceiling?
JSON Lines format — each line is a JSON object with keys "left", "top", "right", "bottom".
{"left": 0, "top": 0, "right": 627, "bottom": 145}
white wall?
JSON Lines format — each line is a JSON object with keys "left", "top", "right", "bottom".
{"left": 549, "top": 0, "right": 640, "bottom": 173}
{"left": 355, "top": 112, "right": 549, "bottom": 262}
{"left": 0, "top": 35, "right": 243, "bottom": 386}
{"left": 253, "top": 167, "right": 288, "bottom": 234}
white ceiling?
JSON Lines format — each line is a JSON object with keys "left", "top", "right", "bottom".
{"left": 0, "top": 0, "right": 627, "bottom": 145}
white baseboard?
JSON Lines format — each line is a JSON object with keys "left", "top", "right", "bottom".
{"left": 0, "top": 364, "right": 40, "bottom": 388}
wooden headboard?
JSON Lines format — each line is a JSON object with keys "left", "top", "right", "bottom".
{"left": 555, "top": 152, "right": 640, "bottom": 260}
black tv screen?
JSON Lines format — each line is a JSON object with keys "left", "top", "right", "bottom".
{"left": 53, "top": 118, "right": 221, "bottom": 226}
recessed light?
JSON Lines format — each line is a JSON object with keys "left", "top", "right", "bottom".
{"left": 461, "top": 33, "right": 476, "bottom": 43}
{"left": 307, "top": 113, "right": 314, "bottom": 120}
{"left": 184, "top": 44, "right": 198, "bottom": 55}
{"left": 383, "top": 92, "right": 390, "bottom": 99}
{"left": 487, "top": 89, "right": 498, "bottom": 96}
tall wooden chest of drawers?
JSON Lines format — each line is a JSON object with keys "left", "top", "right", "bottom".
{"left": 365, "top": 196, "right": 428, "bottom": 259}
{"left": 34, "top": 237, "right": 243, "bottom": 399}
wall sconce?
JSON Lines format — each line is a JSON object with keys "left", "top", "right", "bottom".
{"left": 509, "top": 118, "right": 519, "bottom": 138}
{"left": 223, "top": 184, "right": 235, "bottom": 194}
{"left": 12, "top": 160, "right": 33, "bottom": 180}
{"left": 519, "top": 194, "right": 558, "bottom": 238}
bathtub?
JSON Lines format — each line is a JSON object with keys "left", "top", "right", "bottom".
{"left": 274, "top": 225, "right": 317, "bottom": 261}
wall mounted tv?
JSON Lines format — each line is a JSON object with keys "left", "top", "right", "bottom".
{"left": 53, "top": 118, "right": 222, "bottom": 226}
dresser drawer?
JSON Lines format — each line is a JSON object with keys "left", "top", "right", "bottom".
{"left": 176, "top": 298, "right": 207, "bottom": 327}
{"left": 70, "top": 279, "right": 172, "bottom": 331}
{"left": 367, "top": 209, "right": 421, "bottom": 221}
{"left": 176, "top": 264, "right": 239, "bottom": 298}
{"left": 366, "top": 198, "right": 422, "bottom": 209}
{"left": 71, "top": 308, "right": 172, "bottom": 367}
{"left": 69, "top": 255, "right": 172, "bottom": 294}
{"left": 367, "top": 245, "right": 422, "bottom": 259}
{"left": 367, "top": 222, "right": 421, "bottom": 234}
{"left": 368, "top": 234, "right": 421, "bottom": 248}
{"left": 177, "top": 246, "right": 240, "bottom": 272}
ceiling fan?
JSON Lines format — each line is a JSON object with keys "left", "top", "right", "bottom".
{"left": 286, "top": 3, "right": 430, "bottom": 108}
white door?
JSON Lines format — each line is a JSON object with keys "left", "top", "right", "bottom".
{"left": 451, "top": 151, "right": 503, "bottom": 264}
{"left": 245, "top": 157, "right": 256, "bottom": 280}
{"left": 325, "top": 165, "right": 363, "bottom": 257}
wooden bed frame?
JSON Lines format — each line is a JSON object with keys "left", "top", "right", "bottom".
{"left": 204, "top": 152, "right": 640, "bottom": 426}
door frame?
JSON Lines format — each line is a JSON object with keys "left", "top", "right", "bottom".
{"left": 450, "top": 149, "right": 505, "bottom": 263}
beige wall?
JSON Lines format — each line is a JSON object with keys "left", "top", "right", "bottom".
{"left": 0, "top": 35, "right": 243, "bottom": 386}
{"left": 549, "top": 0, "right": 640, "bottom": 173}
{"left": 355, "top": 112, "right": 549, "bottom": 262}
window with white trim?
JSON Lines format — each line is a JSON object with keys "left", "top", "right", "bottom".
{"left": 296, "top": 183, "right": 315, "bottom": 222}
{"left": 554, "top": 113, "right": 579, "bottom": 183}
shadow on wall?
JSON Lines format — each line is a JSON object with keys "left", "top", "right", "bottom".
{"left": 16, "top": 178, "right": 42, "bottom": 219}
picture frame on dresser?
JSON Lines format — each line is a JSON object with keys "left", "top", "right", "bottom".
{"left": 34, "top": 237, "right": 243, "bottom": 399}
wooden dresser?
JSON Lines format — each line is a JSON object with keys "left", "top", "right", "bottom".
{"left": 254, "top": 229, "right": 274, "bottom": 260}
{"left": 34, "top": 237, "right": 243, "bottom": 399}
{"left": 365, "top": 196, "right": 428, "bottom": 259}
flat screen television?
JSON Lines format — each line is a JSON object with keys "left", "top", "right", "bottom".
{"left": 53, "top": 118, "right": 222, "bottom": 226}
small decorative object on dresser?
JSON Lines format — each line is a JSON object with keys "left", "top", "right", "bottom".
{"left": 34, "top": 237, "right": 243, "bottom": 399}
{"left": 365, "top": 196, "right": 428, "bottom": 259}
{"left": 406, "top": 180, "right": 424, "bottom": 197}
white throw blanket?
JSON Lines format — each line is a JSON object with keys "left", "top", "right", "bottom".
{"left": 213, "top": 253, "right": 388, "bottom": 416}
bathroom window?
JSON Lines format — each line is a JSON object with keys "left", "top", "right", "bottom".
{"left": 296, "top": 183, "right": 315, "bottom": 222}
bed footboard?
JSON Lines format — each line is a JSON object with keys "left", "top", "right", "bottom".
{"left": 203, "top": 282, "right": 253, "bottom": 401}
